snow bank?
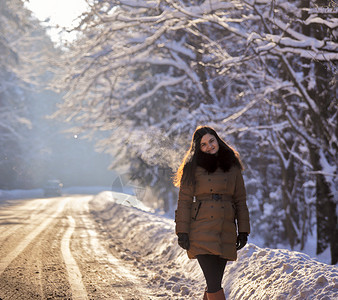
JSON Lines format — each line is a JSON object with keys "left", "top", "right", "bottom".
{"left": 90, "top": 192, "right": 205, "bottom": 298}
{"left": 63, "top": 186, "right": 112, "bottom": 195}
{"left": 0, "top": 188, "right": 43, "bottom": 201}
{"left": 225, "top": 245, "right": 338, "bottom": 299}
{"left": 90, "top": 192, "right": 338, "bottom": 299}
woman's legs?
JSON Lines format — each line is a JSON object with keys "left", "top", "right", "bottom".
{"left": 197, "top": 254, "right": 227, "bottom": 293}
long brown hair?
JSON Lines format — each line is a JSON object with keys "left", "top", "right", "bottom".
{"left": 173, "top": 126, "right": 243, "bottom": 187}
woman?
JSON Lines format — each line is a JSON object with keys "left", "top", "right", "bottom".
{"left": 174, "top": 126, "right": 250, "bottom": 300}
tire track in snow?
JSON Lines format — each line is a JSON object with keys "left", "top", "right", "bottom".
{"left": 0, "top": 198, "right": 68, "bottom": 276}
{"left": 81, "top": 200, "right": 140, "bottom": 284}
{"left": 61, "top": 215, "right": 88, "bottom": 300}
{"left": 0, "top": 200, "right": 49, "bottom": 240}
{"left": 73, "top": 198, "right": 145, "bottom": 299}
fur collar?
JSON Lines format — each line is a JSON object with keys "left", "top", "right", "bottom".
{"left": 196, "top": 151, "right": 218, "bottom": 173}
{"left": 196, "top": 147, "right": 234, "bottom": 173}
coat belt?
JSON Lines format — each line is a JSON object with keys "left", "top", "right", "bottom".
{"left": 195, "top": 193, "right": 232, "bottom": 202}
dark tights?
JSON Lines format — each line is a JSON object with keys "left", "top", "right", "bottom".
{"left": 197, "top": 254, "right": 227, "bottom": 293}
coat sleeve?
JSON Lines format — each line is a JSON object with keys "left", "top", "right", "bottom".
{"left": 175, "top": 182, "right": 194, "bottom": 234}
{"left": 233, "top": 168, "right": 250, "bottom": 234}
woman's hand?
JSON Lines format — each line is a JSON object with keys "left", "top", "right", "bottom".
{"left": 236, "top": 232, "right": 248, "bottom": 250}
{"left": 177, "top": 233, "right": 190, "bottom": 250}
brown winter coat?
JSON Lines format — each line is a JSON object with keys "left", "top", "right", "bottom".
{"left": 175, "top": 166, "right": 250, "bottom": 261}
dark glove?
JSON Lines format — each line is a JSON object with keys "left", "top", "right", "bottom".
{"left": 236, "top": 232, "right": 248, "bottom": 250}
{"left": 177, "top": 233, "right": 190, "bottom": 250}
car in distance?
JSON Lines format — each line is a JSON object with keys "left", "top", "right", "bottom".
{"left": 43, "top": 179, "right": 63, "bottom": 197}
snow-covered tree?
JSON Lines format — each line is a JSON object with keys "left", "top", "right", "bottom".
{"left": 53, "top": 0, "right": 337, "bottom": 263}
{"left": 238, "top": 0, "right": 338, "bottom": 264}
{"left": 0, "top": 0, "right": 57, "bottom": 188}
{"left": 1, "top": 0, "right": 31, "bottom": 187}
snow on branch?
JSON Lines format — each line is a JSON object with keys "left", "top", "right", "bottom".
{"left": 279, "top": 135, "right": 314, "bottom": 170}
{"left": 221, "top": 98, "right": 259, "bottom": 124}
{"left": 164, "top": 0, "right": 239, "bottom": 17}
{"left": 167, "top": 50, "right": 205, "bottom": 95}
{"left": 304, "top": 15, "right": 338, "bottom": 29}
{"left": 118, "top": 0, "right": 160, "bottom": 9}
{"left": 273, "top": 47, "right": 338, "bottom": 61}
{"left": 280, "top": 56, "right": 320, "bottom": 116}
{"left": 265, "top": 34, "right": 338, "bottom": 52}
{"left": 308, "top": 171, "right": 338, "bottom": 178}
{"left": 285, "top": 112, "right": 317, "bottom": 146}
{"left": 268, "top": 18, "right": 335, "bottom": 50}
{"left": 266, "top": 132, "right": 290, "bottom": 168}
{"left": 110, "top": 25, "right": 168, "bottom": 60}
{"left": 307, "top": 7, "right": 338, "bottom": 15}
{"left": 119, "top": 75, "right": 187, "bottom": 113}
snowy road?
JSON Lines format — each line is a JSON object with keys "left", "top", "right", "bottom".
{"left": 0, "top": 192, "right": 337, "bottom": 300}
{"left": 0, "top": 195, "right": 173, "bottom": 299}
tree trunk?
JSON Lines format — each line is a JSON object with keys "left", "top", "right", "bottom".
{"left": 281, "top": 154, "right": 297, "bottom": 249}
{"left": 309, "top": 145, "right": 338, "bottom": 264}
{"left": 301, "top": 0, "right": 338, "bottom": 265}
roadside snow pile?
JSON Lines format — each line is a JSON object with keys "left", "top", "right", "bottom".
{"left": 92, "top": 190, "right": 152, "bottom": 212}
{"left": 63, "top": 186, "right": 112, "bottom": 195}
{"left": 90, "top": 192, "right": 338, "bottom": 299}
{"left": 0, "top": 188, "right": 43, "bottom": 200}
{"left": 225, "top": 245, "right": 338, "bottom": 299}
{"left": 90, "top": 192, "right": 205, "bottom": 298}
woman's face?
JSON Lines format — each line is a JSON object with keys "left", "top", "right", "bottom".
{"left": 200, "top": 133, "right": 219, "bottom": 154}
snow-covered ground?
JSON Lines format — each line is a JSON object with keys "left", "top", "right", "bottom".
{"left": 0, "top": 186, "right": 111, "bottom": 200}
{"left": 89, "top": 191, "right": 337, "bottom": 299}
{"left": 1, "top": 188, "right": 337, "bottom": 299}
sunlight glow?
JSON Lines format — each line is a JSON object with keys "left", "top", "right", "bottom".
{"left": 25, "top": 0, "right": 89, "bottom": 43}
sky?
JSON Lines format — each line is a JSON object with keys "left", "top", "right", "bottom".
{"left": 25, "top": 0, "right": 89, "bottom": 43}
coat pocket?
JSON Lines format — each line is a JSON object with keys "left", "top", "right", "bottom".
{"left": 232, "top": 203, "right": 237, "bottom": 223}
{"left": 223, "top": 201, "right": 236, "bottom": 223}
{"left": 191, "top": 201, "right": 202, "bottom": 221}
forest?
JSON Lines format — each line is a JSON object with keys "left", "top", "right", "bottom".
{"left": 0, "top": 0, "right": 337, "bottom": 264}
